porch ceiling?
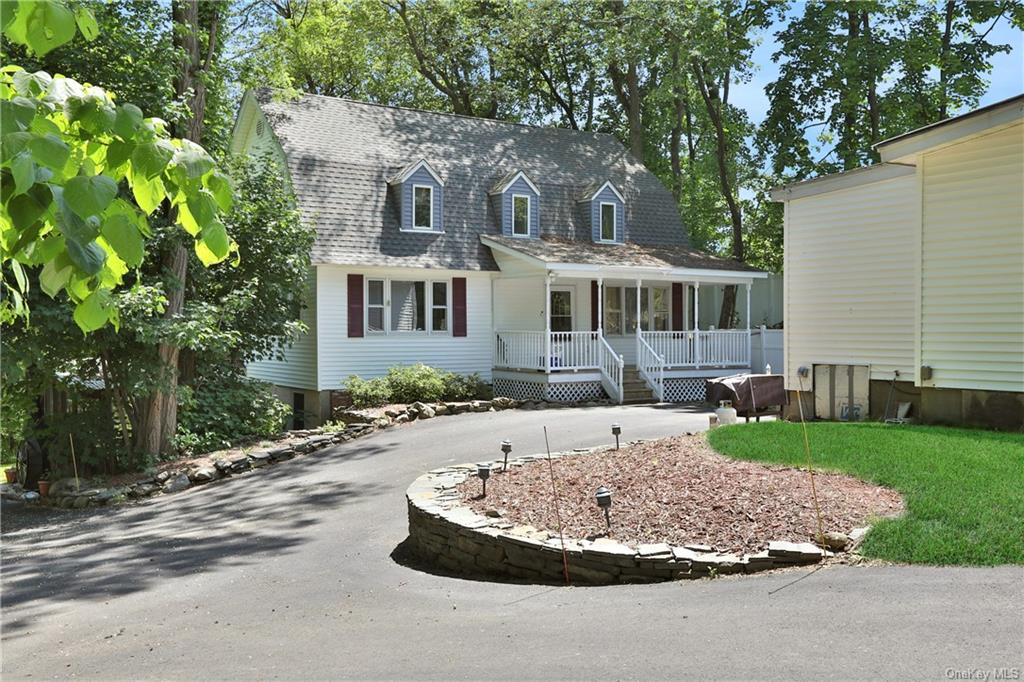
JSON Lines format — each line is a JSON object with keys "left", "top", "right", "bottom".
{"left": 481, "top": 235, "right": 766, "bottom": 282}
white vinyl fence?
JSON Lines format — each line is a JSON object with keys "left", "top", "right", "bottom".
{"left": 750, "top": 326, "right": 784, "bottom": 374}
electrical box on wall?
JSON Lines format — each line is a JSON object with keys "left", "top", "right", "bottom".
{"left": 813, "top": 364, "right": 870, "bottom": 421}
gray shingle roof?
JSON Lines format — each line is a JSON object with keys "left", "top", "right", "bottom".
{"left": 484, "top": 235, "right": 761, "bottom": 272}
{"left": 255, "top": 90, "right": 688, "bottom": 270}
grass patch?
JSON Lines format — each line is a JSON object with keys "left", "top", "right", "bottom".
{"left": 707, "top": 421, "right": 1024, "bottom": 566}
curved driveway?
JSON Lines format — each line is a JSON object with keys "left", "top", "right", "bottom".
{"left": 3, "top": 405, "right": 1022, "bottom": 680}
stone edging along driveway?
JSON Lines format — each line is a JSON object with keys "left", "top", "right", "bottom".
{"left": 3, "top": 397, "right": 570, "bottom": 510}
{"left": 406, "top": 445, "right": 864, "bottom": 585}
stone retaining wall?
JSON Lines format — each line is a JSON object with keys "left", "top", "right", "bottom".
{"left": 406, "top": 448, "right": 839, "bottom": 585}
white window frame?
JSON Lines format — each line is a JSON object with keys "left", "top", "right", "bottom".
{"left": 598, "top": 201, "right": 618, "bottom": 242}
{"left": 602, "top": 285, "right": 669, "bottom": 336}
{"left": 410, "top": 184, "right": 434, "bottom": 231}
{"left": 365, "top": 278, "right": 386, "bottom": 334}
{"left": 511, "top": 193, "right": 531, "bottom": 238}
{"left": 364, "top": 276, "right": 452, "bottom": 336}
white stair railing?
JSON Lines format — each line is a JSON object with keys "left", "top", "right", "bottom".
{"left": 598, "top": 335, "right": 624, "bottom": 404}
{"left": 636, "top": 334, "right": 665, "bottom": 402}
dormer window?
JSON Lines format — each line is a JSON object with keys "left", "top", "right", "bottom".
{"left": 512, "top": 194, "right": 530, "bottom": 237}
{"left": 600, "top": 202, "right": 617, "bottom": 241}
{"left": 413, "top": 185, "right": 433, "bottom": 230}
{"left": 387, "top": 159, "right": 444, "bottom": 233}
{"left": 490, "top": 169, "right": 540, "bottom": 239}
{"left": 579, "top": 181, "right": 625, "bottom": 244}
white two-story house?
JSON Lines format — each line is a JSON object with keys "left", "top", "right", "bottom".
{"left": 231, "top": 90, "right": 765, "bottom": 422}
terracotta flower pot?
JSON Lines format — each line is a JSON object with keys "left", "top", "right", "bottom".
{"left": 4, "top": 469, "right": 16, "bottom": 484}
{"left": 37, "top": 480, "right": 50, "bottom": 497}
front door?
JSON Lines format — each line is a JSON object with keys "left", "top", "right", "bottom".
{"left": 550, "top": 288, "right": 573, "bottom": 332}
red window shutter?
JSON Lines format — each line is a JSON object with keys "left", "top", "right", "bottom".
{"left": 591, "top": 280, "right": 599, "bottom": 331}
{"left": 452, "top": 277, "right": 467, "bottom": 337}
{"left": 671, "top": 282, "right": 684, "bottom": 331}
{"left": 347, "top": 274, "right": 364, "bottom": 338}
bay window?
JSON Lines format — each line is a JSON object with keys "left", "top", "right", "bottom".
{"left": 366, "top": 278, "right": 451, "bottom": 334}
{"left": 602, "top": 286, "right": 669, "bottom": 334}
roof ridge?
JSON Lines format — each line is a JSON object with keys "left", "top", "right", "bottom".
{"left": 257, "top": 87, "right": 617, "bottom": 141}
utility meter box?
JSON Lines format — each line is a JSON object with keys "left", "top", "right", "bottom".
{"left": 813, "top": 364, "right": 870, "bottom": 421}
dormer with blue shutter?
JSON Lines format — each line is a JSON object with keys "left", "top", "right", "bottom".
{"left": 489, "top": 170, "right": 540, "bottom": 239}
{"left": 387, "top": 159, "right": 444, "bottom": 233}
{"left": 578, "top": 181, "right": 626, "bottom": 244}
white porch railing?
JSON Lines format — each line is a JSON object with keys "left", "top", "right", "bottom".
{"left": 640, "top": 330, "right": 751, "bottom": 368}
{"left": 636, "top": 335, "right": 665, "bottom": 402}
{"left": 494, "top": 331, "right": 546, "bottom": 371}
{"left": 599, "top": 335, "right": 624, "bottom": 404}
{"left": 550, "top": 331, "right": 601, "bottom": 369}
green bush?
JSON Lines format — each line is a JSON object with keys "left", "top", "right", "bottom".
{"left": 345, "top": 375, "right": 392, "bottom": 408}
{"left": 175, "top": 371, "right": 291, "bottom": 456}
{"left": 345, "top": 364, "right": 492, "bottom": 408}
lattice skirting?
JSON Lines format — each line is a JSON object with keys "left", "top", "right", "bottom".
{"left": 663, "top": 378, "right": 706, "bottom": 403}
{"left": 493, "top": 378, "right": 608, "bottom": 403}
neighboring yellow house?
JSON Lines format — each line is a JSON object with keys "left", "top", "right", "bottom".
{"left": 771, "top": 95, "right": 1023, "bottom": 430}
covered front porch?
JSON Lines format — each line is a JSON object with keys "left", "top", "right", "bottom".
{"left": 483, "top": 235, "right": 766, "bottom": 404}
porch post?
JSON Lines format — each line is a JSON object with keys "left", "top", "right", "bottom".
{"left": 693, "top": 282, "right": 701, "bottom": 369}
{"left": 544, "top": 274, "right": 551, "bottom": 374}
{"left": 635, "top": 278, "right": 642, "bottom": 360}
{"left": 745, "top": 282, "right": 752, "bottom": 370}
{"left": 597, "top": 278, "right": 604, "bottom": 335}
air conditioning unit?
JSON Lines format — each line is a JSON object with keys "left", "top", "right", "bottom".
{"left": 813, "top": 364, "right": 870, "bottom": 421}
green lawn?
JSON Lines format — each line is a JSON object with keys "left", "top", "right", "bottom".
{"left": 707, "top": 421, "right": 1024, "bottom": 566}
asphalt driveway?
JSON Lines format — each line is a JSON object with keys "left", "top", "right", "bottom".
{"left": 2, "top": 404, "right": 1021, "bottom": 680}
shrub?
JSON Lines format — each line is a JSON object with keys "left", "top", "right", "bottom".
{"left": 345, "top": 375, "right": 392, "bottom": 408}
{"left": 345, "top": 365, "right": 493, "bottom": 407}
{"left": 175, "top": 371, "right": 291, "bottom": 456}
{"left": 385, "top": 364, "right": 447, "bottom": 403}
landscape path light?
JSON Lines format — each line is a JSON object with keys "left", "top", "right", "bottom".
{"left": 500, "top": 440, "right": 512, "bottom": 472}
{"left": 476, "top": 463, "right": 491, "bottom": 497}
{"left": 611, "top": 423, "right": 621, "bottom": 450}
{"left": 595, "top": 486, "right": 612, "bottom": 528}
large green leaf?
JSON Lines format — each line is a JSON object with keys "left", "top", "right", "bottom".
{"left": 12, "top": 69, "right": 51, "bottom": 97}
{"left": 205, "top": 171, "right": 233, "bottom": 212}
{"left": 195, "top": 220, "right": 229, "bottom": 266}
{"left": 28, "top": 133, "right": 70, "bottom": 169}
{"left": 73, "top": 289, "right": 115, "bottom": 333}
{"left": 9, "top": 150, "right": 35, "bottom": 196}
{"left": 0, "top": 97, "right": 36, "bottom": 133}
{"left": 66, "top": 237, "right": 106, "bottom": 275}
{"left": 39, "top": 258, "right": 71, "bottom": 297}
{"left": 130, "top": 171, "right": 165, "bottom": 214}
{"left": 100, "top": 213, "right": 144, "bottom": 267}
{"left": 173, "top": 139, "right": 214, "bottom": 179}
{"left": 113, "top": 103, "right": 143, "bottom": 139}
{"left": 2, "top": 131, "right": 33, "bottom": 158}
{"left": 131, "top": 140, "right": 174, "bottom": 179}
{"left": 74, "top": 6, "right": 98, "bottom": 41}
{"left": 6, "top": 183, "right": 52, "bottom": 231}
{"left": 63, "top": 174, "right": 118, "bottom": 218}
{"left": 3, "top": 0, "right": 77, "bottom": 56}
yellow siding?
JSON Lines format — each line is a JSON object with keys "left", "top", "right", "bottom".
{"left": 921, "top": 122, "right": 1024, "bottom": 392}
{"left": 784, "top": 174, "right": 918, "bottom": 389}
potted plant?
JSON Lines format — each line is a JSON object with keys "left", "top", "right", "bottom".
{"left": 4, "top": 468, "right": 16, "bottom": 484}
{"left": 37, "top": 472, "right": 51, "bottom": 497}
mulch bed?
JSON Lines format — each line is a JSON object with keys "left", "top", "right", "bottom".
{"left": 457, "top": 435, "right": 904, "bottom": 555}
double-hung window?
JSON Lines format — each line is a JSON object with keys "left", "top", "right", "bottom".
{"left": 602, "top": 286, "right": 669, "bottom": 334}
{"left": 600, "top": 202, "right": 617, "bottom": 241}
{"left": 412, "top": 185, "right": 433, "bottom": 230}
{"left": 366, "top": 278, "right": 450, "bottom": 334}
{"left": 512, "top": 194, "right": 530, "bottom": 237}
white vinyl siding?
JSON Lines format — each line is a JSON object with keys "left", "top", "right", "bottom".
{"left": 317, "top": 266, "right": 493, "bottom": 387}
{"left": 783, "top": 173, "right": 918, "bottom": 389}
{"left": 246, "top": 271, "right": 318, "bottom": 390}
{"left": 920, "top": 122, "right": 1024, "bottom": 392}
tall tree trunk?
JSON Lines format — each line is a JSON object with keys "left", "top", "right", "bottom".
{"left": 135, "top": 0, "right": 217, "bottom": 456}
{"left": 691, "top": 59, "right": 743, "bottom": 328}
{"left": 861, "top": 10, "right": 880, "bottom": 149}
{"left": 939, "top": 0, "right": 956, "bottom": 119}
{"left": 669, "top": 49, "right": 683, "bottom": 203}
{"left": 840, "top": 7, "right": 861, "bottom": 171}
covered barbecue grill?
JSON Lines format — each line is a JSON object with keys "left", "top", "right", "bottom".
{"left": 705, "top": 373, "right": 787, "bottom": 421}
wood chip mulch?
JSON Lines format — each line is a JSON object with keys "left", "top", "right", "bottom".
{"left": 457, "top": 435, "right": 904, "bottom": 555}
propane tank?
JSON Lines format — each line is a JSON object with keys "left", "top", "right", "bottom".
{"left": 764, "top": 363, "right": 772, "bottom": 375}
{"left": 715, "top": 400, "right": 738, "bottom": 425}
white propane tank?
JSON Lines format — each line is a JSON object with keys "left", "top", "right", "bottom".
{"left": 764, "top": 363, "right": 772, "bottom": 375}
{"left": 715, "top": 400, "right": 738, "bottom": 425}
